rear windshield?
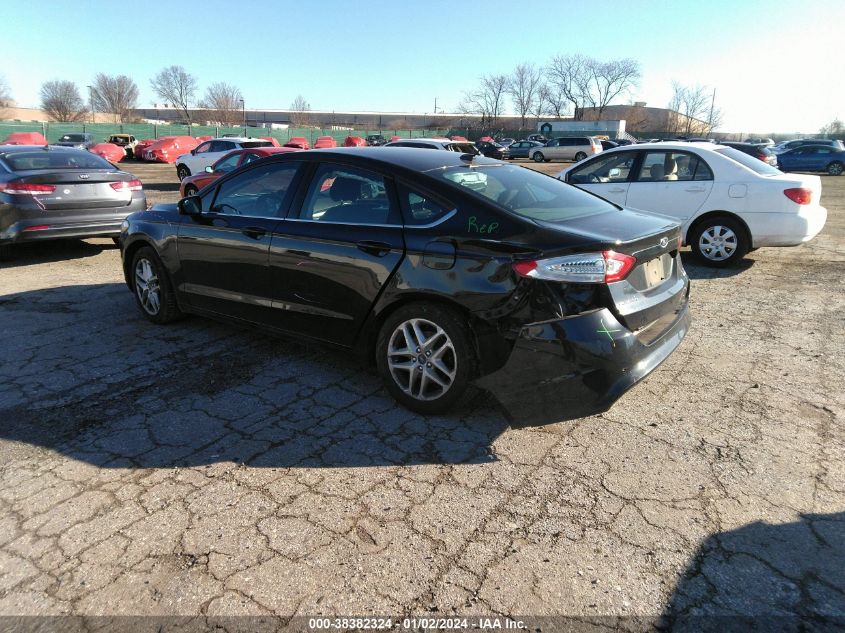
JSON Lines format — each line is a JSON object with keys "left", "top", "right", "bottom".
{"left": 59, "top": 134, "right": 86, "bottom": 142}
{"left": 715, "top": 147, "right": 781, "bottom": 175}
{"left": 241, "top": 141, "right": 273, "bottom": 149}
{"left": 446, "top": 143, "right": 478, "bottom": 154}
{"left": 431, "top": 164, "right": 616, "bottom": 222}
{"left": 1, "top": 150, "right": 115, "bottom": 171}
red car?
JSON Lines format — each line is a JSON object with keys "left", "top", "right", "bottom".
{"left": 284, "top": 136, "right": 310, "bottom": 150}
{"left": 389, "top": 135, "right": 401, "bottom": 142}
{"left": 141, "top": 136, "right": 200, "bottom": 163}
{"left": 89, "top": 143, "right": 126, "bottom": 163}
{"left": 343, "top": 135, "right": 366, "bottom": 147}
{"left": 313, "top": 136, "right": 337, "bottom": 149}
{"left": 449, "top": 135, "right": 468, "bottom": 142}
{"left": 2, "top": 132, "right": 48, "bottom": 145}
{"left": 134, "top": 137, "right": 168, "bottom": 161}
{"left": 479, "top": 136, "right": 494, "bottom": 143}
{"left": 179, "top": 146, "right": 300, "bottom": 196}
{"left": 259, "top": 136, "right": 281, "bottom": 147}
{"left": 196, "top": 135, "right": 213, "bottom": 142}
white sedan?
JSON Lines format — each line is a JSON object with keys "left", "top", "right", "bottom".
{"left": 174, "top": 137, "right": 274, "bottom": 181}
{"left": 557, "top": 142, "right": 827, "bottom": 266}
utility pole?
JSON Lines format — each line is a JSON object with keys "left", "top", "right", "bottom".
{"left": 87, "top": 85, "right": 94, "bottom": 124}
{"left": 434, "top": 97, "right": 438, "bottom": 114}
{"left": 240, "top": 98, "right": 246, "bottom": 135}
{"left": 707, "top": 88, "right": 716, "bottom": 134}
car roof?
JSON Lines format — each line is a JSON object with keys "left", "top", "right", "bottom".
{"left": 607, "top": 141, "right": 724, "bottom": 152}
{"left": 209, "top": 137, "right": 266, "bottom": 143}
{"left": 268, "top": 146, "right": 501, "bottom": 172}
{"left": 0, "top": 144, "right": 86, "bottom": 154}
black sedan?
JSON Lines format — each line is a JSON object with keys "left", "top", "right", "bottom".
{"left": 120, "top": 148, "right": 690, "bottom": 416}
{"left": 52, "top": 132, "right": 96, "bottom": 150}
{"left": 506, "top": 140, "right": 544, "bottom": 159}
{"left": 1, "top": 145, "right": 146, "bottom": 259}
{"left": 475, "top": 140, "right": 509, "bottom": 160}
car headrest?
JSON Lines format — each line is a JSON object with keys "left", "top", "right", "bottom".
{"left": 649, "top": 164, "right": 665, "bottom": 179}
{"left": 329, "top": 176, "right": 362, "bottom": 202}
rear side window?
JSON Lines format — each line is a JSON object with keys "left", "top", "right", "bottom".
{"left": 240, "top": 141, "right": 273, "bottom": 149}
{"left": 637, "top": 151, "right": 713, "bottom": 181}
{"left": 397, "top": 183, "right": 453, "bottom": 226}
{"left": 1, "top": 151, "right": 114, "bottom": 171}
{"left": 433, "top": 164, "right": 616, "bottom": 222}
{"left": 715, "top": 148, "right": 781, "bottom": 175}
{"left": 299, "top": 163, "right": 399, "bottom": 225}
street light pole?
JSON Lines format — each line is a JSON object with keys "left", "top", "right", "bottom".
{"left": 87, "top": 85, "right": 94, "bottom": 124}
{"left": 240, "top": 99, "right": 246, "bottom": 135}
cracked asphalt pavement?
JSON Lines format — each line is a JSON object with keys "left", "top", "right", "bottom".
{"left": 0, "top": 161, "right": 843, "bottom": 627}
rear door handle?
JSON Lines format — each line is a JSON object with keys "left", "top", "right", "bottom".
{"left": 356, "top": 240, "right": 392, "bottom": 257}
{"left": 685, "top": 186, "right": 706, "bottom": 192}
{"left": 608, "top": 187, "right": 626, "bottom": 193}
{"left": 242, "top": 226, "right": 267, "bottom": 239}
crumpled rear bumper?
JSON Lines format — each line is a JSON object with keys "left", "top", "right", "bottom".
{"left": 476, "top": 296, "right": 690, "bottom": 424}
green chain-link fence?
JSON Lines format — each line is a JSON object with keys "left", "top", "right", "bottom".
{"left": 0, "top": 122, "right": 452, "bottom": 145}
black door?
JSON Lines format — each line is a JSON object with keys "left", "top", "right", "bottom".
{"left": 177, "top": 160, "right": 304, "bottom": 323}
{"left": 267, "top": 161, "right": 405, "bottom": 346}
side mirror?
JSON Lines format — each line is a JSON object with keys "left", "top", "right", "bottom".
{"left": 190, "top": 149, "right": 197, "bottom": 156}
{"left": 178, "top": 195, "right": 202, "bottom": 216}
{"left": 205, "top": 165, "right": 214, "bottom": 173}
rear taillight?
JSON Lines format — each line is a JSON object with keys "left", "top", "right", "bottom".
{"left": 513, "top": 250, "right": 636, "bottom": 284}
{"left": 1, "top": 183, "right": 56, "bottom": 195}
{"left": 110, "top": 179, "right": 142, "bottom": 192}
{"left": 756, "top": 153, "right": 767, "bottom": 161}
{"left": 783, "top": 188, "right": 812, "bottom": 205}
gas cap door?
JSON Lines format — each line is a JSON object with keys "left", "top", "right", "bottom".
{"left": 422, "top": 239, "right": 456, "bottom": 270}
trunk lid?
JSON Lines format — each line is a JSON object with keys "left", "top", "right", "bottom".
{"left": 14, "top": 170, "right": 135, "bottom": 210}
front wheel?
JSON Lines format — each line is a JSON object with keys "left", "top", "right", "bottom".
{"left": 376, "top": 303, "right": 476, "bottom": 414}
{"left": 131, "top": 246, "right": 182, "bottom": 323}
{"left": 574, "top": 151, "right": 587, "bottom": 161}
{"left": 827, "top": 161, "right": 844, "bottom": 176}
{"left": 690, "top": 217, "right": 748, "bottom": 267}
{"left": 532, "top": 152, "right": 545, "bottom": 163}
{"left": 176, "top": 164, "right": 191, "bottom": 181}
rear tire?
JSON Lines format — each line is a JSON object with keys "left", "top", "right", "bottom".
{"left": 131, "top": 246, "right": 182, "bottom": 324}
{"left": 827, "top": 161, "right": 844, "bottom": 176}
{"left": 574, "top": 151, "right": 587, "bottom": 161}
{"left": 376, "top": 303, "right": 476, "bottom": 414}
{"left": 176, "top": 164, "right": 191, "bottom": 181}
{"left": 690, "top": 216, "right": 748, "bottom": 267}
{"left": 532, "top": 152, "right": 545, "bottom": 163}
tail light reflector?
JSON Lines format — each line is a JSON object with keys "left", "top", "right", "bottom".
{"left": 783, "top": 188, "right": 812, "bottom": 205}
{"left": 23, "top": 225, "right": 50, "bottom": 231}
{"left": 513, "top": 250, "right": 636, "bottom": 284}
{"left": 110, "top": 179, "right": 143, "bottom": 192}
{"left": 1, "top": 183, "right": 56, "bottom": 195}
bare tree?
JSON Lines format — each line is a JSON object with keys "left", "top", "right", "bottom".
{"left": 667, "top": 82, "right": 712, "bottom": 134}
{"left": 289, "top": 95, "right": 311, "bottom": 127}
{"left": 546, "top": 54, "right": 591, "bottom": 119}
{"left": 680, "top": 85, "right": 710, "bottom": 134}
{"left": 459, "top": 73, "right": 509, "bottom": 129}
{"left": 543, "top": 83, "right": 569, "bottom": 119}
{"left": 91, "top": 73, "right": 138, "bottom": 123}
{"left": 40, "top": 80, "right": 86, "bottom": 122}
{"left": 819, "top": 118, "right": 843, "bottom": 136}
{"left": 507, "top": 63, "right": 542, "bottom": 129}
{"left": 531, "top": 83, "right": 551, "bottom": 123}
{"left": 200, "top": 82, "right": 243, "bottom": 126}
{"left": 150, "top": 66, "right": 198, "bottom": 123}
{"left": 587, "top": 58, "right": 640, "bottom": 118}
{"left": 0, "top": 76, "right": 11, "bottom": 117}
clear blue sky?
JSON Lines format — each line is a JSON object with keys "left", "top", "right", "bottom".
{"left": 3, "top": 0, "right": 842, "bottom": 133}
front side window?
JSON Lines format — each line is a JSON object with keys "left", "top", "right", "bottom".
{"left": 208, "top": 161, "right": 301, "bottom": 217}
{"left": 299, "top": 163, "right": 399, "bottom": 225}
{"left": 195, "top": 142, "right": 212, "bottom": 154}
{"left": 569, "top": 152, "right": 635, "bottom": 184}
{"left": 242, "top": 152, "right": 264, "bottom": 165}
{"left": 433, "top": 164, "right": 616, "bottom": 222}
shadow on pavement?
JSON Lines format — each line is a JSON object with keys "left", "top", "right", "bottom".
{"left": 0, "top": 283, "right": 512, "bottom": 469}
{"left": 662, "top": 511, "right": 845, "bottom": 632}
{"left": 681, "top": 252, "right": 756, "bottom": 280}
{"left": 0, "top": 238, "right": 113, "bottom": 268}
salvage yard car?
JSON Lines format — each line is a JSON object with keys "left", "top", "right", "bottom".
{"left": 107, "top": 134, "right": 138, "bottom": 157}
{"left": 530, "top": 136, "right": 603, "bottom": 163}
{"left": 0, "top": 145, "right": 145, "bottom": 258}
{"left": 179, "top": 146, "right": 300, "bottom": 196}
{"left": 142, "top": 136, "right": 200, "bottom": 165}
{"left": 775, "top": 144, "right": 845, "bottom": 176}
{"left": 174, "top": 137, "right": 274, "bottom": 180}
{"left": 120, "top": 148, "right": 689, "bottom": 415}
{"left": 559, "top": 142, "right": 827, "bottom": 266}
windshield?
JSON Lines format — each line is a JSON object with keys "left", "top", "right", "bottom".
{"left": 431, "top": 164, "right": 616, "bottom": 222}
{"left": 59, "top": 134, "right": 86, "bottom": 142}
{"left": 716, "top": 147, "right": 781, "bottom": 175}
{"left": 2, "top": 150, "right": 115, "bottom": 171}
{"left": 446, "top": 143, "right": 478, "bottom": 154}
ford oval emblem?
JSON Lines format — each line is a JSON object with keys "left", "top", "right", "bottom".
{"left": 79, "top": 173, "right": 89, "bottom": 180}
{"left": 659, "top": 237, "right": 669, "bottom": 248}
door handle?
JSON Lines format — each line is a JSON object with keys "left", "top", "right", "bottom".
{"left": 684, "top": 186, "right": 706, "bottom": 192}
{"left": 356, "top": 240, "right": 392, "bottom": 257}
{"left": 242, "top": 226, "right": 267, "bottom": 239}
{"left": 608, "top": 187, "right": 626, "bottom": 193}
